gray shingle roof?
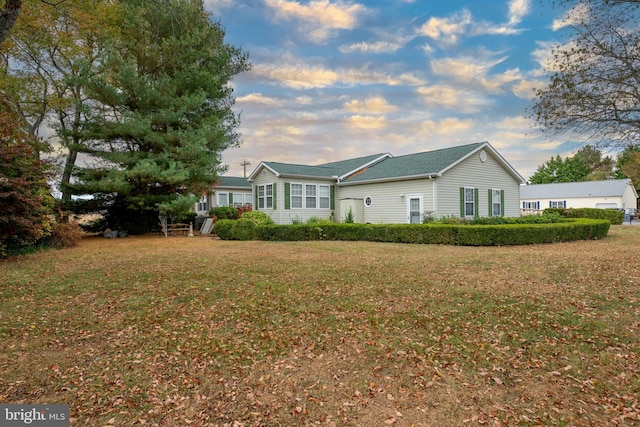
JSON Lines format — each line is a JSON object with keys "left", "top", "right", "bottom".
{"left": 216, "top": 176, "right": 251, "bottom": 189}
{"left": 341, "top": 142, "right": 484, "bottom": 183}
{"left": 520, "top": 179, "right": 633, "bottom": 199}
{"left": 260, "top": 153, "right": 389, "bottom": 179}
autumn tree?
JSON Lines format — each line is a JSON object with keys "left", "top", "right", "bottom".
{"left": 68, "top": 0, "right": 250, "bottom": 231}
{"left": 0, "top": 97, "right": 55, "bottom": 254}
{"left": 530, "top": 1, "right": 640, "bottom": 148}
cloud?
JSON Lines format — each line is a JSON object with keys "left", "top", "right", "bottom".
{"left": 552, "top": 2, "right": 590, "bottom": 31}
{"left": 265, "top": 0, "right": 367, "bottom": 42}
{"left": 416, "top": 9, "right": 472, "bottom": 45}
{"left": 338, "top": 40, "right": 403, "bottom": 54}
{"left": 203, "top": 0, "right": 232, "bottom": 13}
{"left": 416, "top": 84, "right": 490, "bottom": 113}
{"left": 508, "top": 0, "right": 530, "bottom": 26}
{"left": 430, "top": 54, "right": 522, "bottom": 93}
{"left": 512, "top": 79, "right": 543, "bottom": 99}
{"left": 419, "top": 117, "right": 475, "bottom": 136}
{"left": 236, "top": 93, "right": 280, "bottom": 106}
{"left": 343, "top": 96, "right": 398, "bottom": 114}
{"left": 346, "top": 115, "right": 388, "bottom": 129}
{"left": 252, "top": 59, "right": 426, "bottom": 89}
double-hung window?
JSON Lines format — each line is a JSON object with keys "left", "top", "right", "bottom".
{"left": 217, "top": 192, "right": 228, "bottom": 207}
{"left": 291, "top": 183, "right": 303, "bottom": 208}
{"left": 305, "top": 184, "right": 317, "bottom": 208}
{"left": 319, "top": 185, "right": 330, "bottom": 209}
{"left": 492, "top": 189, "right": 502, "bottom": 216}
{"left": 198, "top": 196, "right": 208, "bottom": 212}
{"left": 550, "top": 200, "right": 566, "bottom": 208}
{"left": 257, "top": 184, "right": 273, "bottom": 209}
{"left": 464, "top": 187, "right": 475, "bottom": 217}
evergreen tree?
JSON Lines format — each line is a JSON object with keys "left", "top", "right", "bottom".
{"left": 69, "top": 0, "right": 250, "bottom": 231}
{"left": 529, "top": 154, "right": 589, "bottom": 184}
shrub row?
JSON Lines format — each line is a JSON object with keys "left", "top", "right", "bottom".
{"left": 216, "top": 218, "right": 610, "bottom": 246}
{"left": 545, "top": 207, "right": 624, "bottom": 225}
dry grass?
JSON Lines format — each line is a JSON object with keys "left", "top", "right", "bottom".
{"left": 1, "top": 227, "right": 639, "bottom": 426}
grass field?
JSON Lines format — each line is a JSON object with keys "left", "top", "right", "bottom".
{"left": 1, "top": 227, "right": 639, "bottom": 426}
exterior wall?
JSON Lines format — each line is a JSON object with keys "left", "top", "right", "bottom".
{"left": 436, "top": 149, "right": 521, "bottom": 217}
{"left": 337, "top": 179, "right": 434, "bottom": 223}
{"left": 521, "top": 196, "right": 626, "bottom": 210}
{"left": 194, "top": 188, "right": 252, "bottom": 216}
{"left": 252, "top": 170, "right": 335, "bottom": 224}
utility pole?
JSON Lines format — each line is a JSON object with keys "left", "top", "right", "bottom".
{"left": 240, "top": 159, "right": 251, "bottom": 178}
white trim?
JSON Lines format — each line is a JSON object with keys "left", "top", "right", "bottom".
{"left": 406, "top": 193, "right": 423, "bottom": 224}
{"left": 338, "top": 153, "right": 393, "bottom": 181}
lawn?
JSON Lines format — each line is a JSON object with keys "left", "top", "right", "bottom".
{"left": 1, "top": 227, "right": 639, "bottom": 426}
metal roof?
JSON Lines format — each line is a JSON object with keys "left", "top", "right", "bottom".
{"left": 520, "top": 179, "right": 635, "bottom": 199}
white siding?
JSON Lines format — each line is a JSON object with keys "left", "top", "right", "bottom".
{"left": 337, "top": 179, "right": 434, "bottom": 223}
{"left": 437, "top": 149, "right": 521, "bottom": 217}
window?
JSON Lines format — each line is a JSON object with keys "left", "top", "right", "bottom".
{"left": 291, "top": 183, "right": 303, "bottom": 208}
{"left": 217, "top": 192, "right": 228, "bottom": 207}
{"left": 233, "top": 193, "right": 243, "bottom": 207}
{"left": 550, "top": 200, "right": 566, "bottom": 208}
{"left": 364, "top": 195, "right": 372, "bottom": 207}
{"left": 464, "top": 188, "right": 475, "bottom": 217}
{"left": 319, "top": 185, "right": 330, "bottom": 209}
{"left": 523, "top": 201, "right": 540, "bottom": 210}
{"left": 305, "top": 184, "right": 317, "bottom": 208}
{"left": 257, "top": 185, "right": 265, "bottom": 209}
{"left": 197, "top": 196, "right": 208, "bottom": 212}
{"left": 265, "top": 184, "right": 273, "bottom": 209}
{"left": 492, "top": 189, "right": 502, "bottom": 216}
{"left": 257, "top": 184, "right": 273, "bottom": 209}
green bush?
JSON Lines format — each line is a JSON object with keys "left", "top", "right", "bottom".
{"left": 244, "top": 218, "right": 610, "bottom": 246}
{"left": 238, "top": 211, "right": 274, "bottom": 226}
{"left": 545, "top": 207, "right": 623, "bottom": 225}
{"left": 231, "top": 218, "right": 256, "bottom": 241}
{"left": 214, "top": 219, "right": 234, "bottom": 239}
{"left": 210, "top": 206, "right": 238, "bottom": 220}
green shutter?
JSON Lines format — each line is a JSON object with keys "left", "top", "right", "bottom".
{"left": 330, "top": 185, "right": 335, "bottom": 210}
{"left": 255, "top": 186, "right": 258, "bottom": 209}
{"left": 501, "top": 190, "right": 505, "bottom": 216}
{"left": 285, "top": 182, "right": 290, "bottom": 210}
{"left": 229, "top": 193, "right": 233, "bottom": 206}
{"left": 474, "top": 188, "right": 479, "bottom": 217}
{"left": 272, "top": 183, "right": 277, "bottom": 210}
{"left": 460, "top": 187, "right": 465, "bottom": 217}
{"left": 488, "top": 189, "right": 493, "bottom": 217}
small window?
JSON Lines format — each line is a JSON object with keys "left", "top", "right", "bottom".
{"left": 550, "top": 200, "right": 566, "bottom": 208}
{"left": 306, "top": 184, "right": 317, "bottom": 208}
{"left": 291, "top": 183, "right": 303, "bottom": 208}
{"left": 218, "top": 192, "right": 228, "bottom": 207}
{"left": 198, "top": 196, "right": 208, "bottom": 212}
{"left": 319, "top": 185, "right": 330, "bottom": 209}
{"left": 464, "top": 188, "right": 475, "bottom": 216}
{"left": 492, "top": 189, "right": 502, "bottom": 216}
{"left": 364, "top": 195, "right": 372, "bottom": 207}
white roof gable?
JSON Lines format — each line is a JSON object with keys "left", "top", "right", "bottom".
{"left": 520, "top": 179, "right": 637, "bottom": 199}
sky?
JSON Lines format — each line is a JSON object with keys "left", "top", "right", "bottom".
{"left": 203, "top": 0, "right": 581, "bottom": 181}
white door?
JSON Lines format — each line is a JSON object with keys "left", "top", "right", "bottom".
{"left": 407, "top": 194, "right": 423, "bottom": 224}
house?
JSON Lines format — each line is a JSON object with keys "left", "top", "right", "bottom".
{"left": 193, "top": 176, "right": 253, "bottom": 217}
{"left": 248, "top": 142, "right": 526, "bottom": 224}
{"left": 520, "top": 179, "right": 639, "bottom": 214}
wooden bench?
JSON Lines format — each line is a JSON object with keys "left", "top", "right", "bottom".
{"left": 161, "top": 223, "right": 191, "bottom": 236}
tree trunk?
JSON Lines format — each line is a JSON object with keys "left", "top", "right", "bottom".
{"left": 61, "top": 147, "right": 77, "bottom": 202}
{"left": 0, "top": 0, "right": 22, "bottom": 48}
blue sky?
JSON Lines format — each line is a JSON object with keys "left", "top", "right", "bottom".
{"left": 204, "top": 0, "right": 579, "bottom": 181}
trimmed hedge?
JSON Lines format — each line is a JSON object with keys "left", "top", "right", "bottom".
{"left": 545, "top": 207, "right": 624, "bottom": 225}
{"left": 219, "top": 218, "right": 610, "bottom": 246}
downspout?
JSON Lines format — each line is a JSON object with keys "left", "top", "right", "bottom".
{"left": 430, "top": 175, "right": 437, "bottom": 216}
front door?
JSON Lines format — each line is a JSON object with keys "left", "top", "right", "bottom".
{"left": 407, "top": 194, "right": 423, "bottom": 224}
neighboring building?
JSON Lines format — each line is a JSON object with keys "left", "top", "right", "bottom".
{"left": 194, "top": 176, "right": 252, "bottom": 217}
{"left": 520, "top": 179, "right": 639, "bottom": 214}
{"left": 248, "top": 142, "right": 526, "bottom": 225}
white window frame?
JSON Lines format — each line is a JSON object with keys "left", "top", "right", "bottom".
{"left": 233, "top": 193, "right": 243, "bottom": 207}
{"left": 217, "top": 192, "right": 229, "bottom": 207}
{"left": 198, "top": 196, "right": 208, "bottom": 212}
{"left": 523, "top": 201, "right": 540, "bottom": 210}
{"left": 257, "top": 184, "right": 273, "bottom": 209}
{"left": 550, "top": 200, "right": 566, "bottom": 208}
{"left": 305, "top": 184, "right": 317, "bottom": 209}
{"left": 319, "top": 185, "right": 330, "bottom": 209}
{"left": 492, "top": 189, "right": 502, "bottom": 217}
{"left": 464, "top": 187, "right": 475, "bottom": 217}
{"left": 291, "top": 183, "right": 303, "bottom": 209}
{"left": 257, "top": 186, "right": 265, "bottom": 209}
